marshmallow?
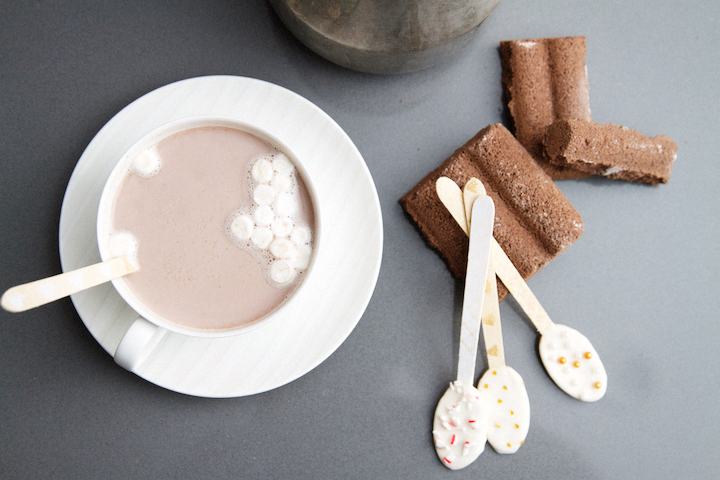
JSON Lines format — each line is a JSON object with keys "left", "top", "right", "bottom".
{"left": 109, "top": 230, "right": 139, "bottom": 259}
{"left": 253, "top": 184, "right": 276, "bottom": 205}
{"left": 290, "top": 225, "right": 311, "bottom": 245}
{"left": 292, "top": 244, "right": 312, "bottom": 270}
{"left": 251, "top": 226, "right": 273, "bottom": 249}
{"left": 271, "top": 173, "right": 293, "bottom": 192}
{"left": 250, "top": 155, "right": 274, "bottom": 184}
{"left": 273, "top": 153, "right": 295, "bottom": 175}
{"left": 271, "top": 216, "right": 294, "bottom": 237}
{"left": 253, "top": 205, "right": 274, "bottom": 226}
{"left": 269, "top": 237, "right": 296, "bottom": 259}
{"left": 230, "top": 214, "right": 254, "bottom": 240}
{"left": 270, "top": 259, "right": 296, "bottom": 284}
{"left": 274, "top": 193, "right": 296, "bottom": 217}
{"left": 131, "top": 148, "right": 162, "bottom": 178}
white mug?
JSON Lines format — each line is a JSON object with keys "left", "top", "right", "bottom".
{"left": 96, "top": 116, "right": 321, "bottom": 372}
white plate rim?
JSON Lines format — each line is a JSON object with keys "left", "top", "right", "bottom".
{"left": 58, "top": 75, "right": 383, "bottom": 397}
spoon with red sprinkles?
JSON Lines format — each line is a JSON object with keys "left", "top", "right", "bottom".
{"left": 431, "top": 194, "right": 495, "bottom": 470}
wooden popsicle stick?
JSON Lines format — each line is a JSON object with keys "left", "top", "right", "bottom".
{"left": 456, "top": 196, "right": 495, "bottom": 386}
{"left": 480, "top": 259, "right": 506, "bottom": 370}
{"left": 1, "top": 256, "right": 138, "bottom": 312}
{"left": 488, "top": 242, "right": 553, "bottom": 334}
{"left": 436, "top": 176, "right": 469, "bottom": 234}
{"left": 462, "top": 180, "right": 506, "bottom": 371}
{"left": 436, "top": 176, "right": 554, "bottom": 335}
{"left": 461, "top": 177, "right": 484, "bottom": 233}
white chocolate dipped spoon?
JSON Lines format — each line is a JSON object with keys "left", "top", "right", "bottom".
{"left": 437, "top": 176, "right": 607, "bottom": 402}
{"left": 432, "top": 195, "right": 495, "bottom": 470}
{"left": 1, "top": 256, "right": 137, "bottom": 312}
{"left": 462, "top": 180, "right": 530, "bottom": 454}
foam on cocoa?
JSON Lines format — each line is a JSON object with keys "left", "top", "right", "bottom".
{"left": 225, "top": 152, "right": 314, "bottom": 287}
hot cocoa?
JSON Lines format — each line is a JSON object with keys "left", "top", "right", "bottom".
{"left": 109, "top": 126, "right": 315, "bottom": 330}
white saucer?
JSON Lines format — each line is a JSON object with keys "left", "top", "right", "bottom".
{"left": 58, "top": 76, "right": 383, "bottom": 397}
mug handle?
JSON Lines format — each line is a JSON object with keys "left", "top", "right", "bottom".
{"left": 114, "top": 317, "right": 167, "bottom": 372}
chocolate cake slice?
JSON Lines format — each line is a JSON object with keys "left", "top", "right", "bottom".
{"left": 500, "top": 36, "right": 592, "bottom": 180}
{"left": 400, "top": 124, "right": 583, "bottom": 300}
{"left": 544, "top": 119, "right": 677, "bottom": 185}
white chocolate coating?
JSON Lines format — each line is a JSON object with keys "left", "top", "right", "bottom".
{"left": 539, "top": 324, "right": 607, "bottom": 402}
{"left": 432, "top": 381, "right": 488, "bottom": 470}
{"left": 478, "top": 366, "right": 530, "bottom": 454}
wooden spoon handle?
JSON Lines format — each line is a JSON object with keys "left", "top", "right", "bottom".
{"left": 436, "top": 177, "right": 554, "bottom": 334}
{"left": 1, "top": 256, "right": 137, "bottom": 312}
{"left": 462, "top": 179, "right": 506, "bottom": 369}
{"left": 456, "top": 196, "right": 495, "bottom": 385}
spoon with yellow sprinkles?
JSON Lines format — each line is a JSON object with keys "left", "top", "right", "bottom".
{"left": 437, "top": 176, "right": 607, "bottom": 402}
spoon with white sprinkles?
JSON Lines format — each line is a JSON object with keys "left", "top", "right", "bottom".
{"left": 436, "top": 176, "right": 607, "bottom": 402}
{"left": 1, "top": 256, "right": 138, "bottom": 313}
{"left": 432, "top": 194, "right": 495, "bottom": 470}
{"left": 463, "top": 179, "right": 530, "bottom": 454}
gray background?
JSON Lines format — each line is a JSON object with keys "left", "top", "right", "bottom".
{"left": 1, "top": 1, "right": 718, "bottom": 478}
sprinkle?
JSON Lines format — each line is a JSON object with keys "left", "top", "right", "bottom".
{"left": 502, "top": 385, "right": 507, "bottom": 390}
{"left": 574, "top": 361, "right": 581, "bottom": 368}
{"left": 498, "top": 399, "right": 502, "bottom": 404}
{"left": 443, "top": 457, "right": 452, "bottom": 464}
{"left": 515, "top": 424, "right": 519, "bottom": 429}
{"left": 507, "top": 443, "right": 512, "bottom": 448}
{"left": 510, "top": 410, "right": 514, "bottom": 415}
{"left": 559, "top": 357, "right": 567, "bottom": 364}
{"left": 594, "top": 382, "right": 602, "bottom": 389}
{"left": 450, "top": 435, "right": 456, "bottom": 445}
{"left": 495, "top": 423, "right": 501, "bottom": 428}
{"left": 462, "top": 442, "right": 474, "bottom": 456}
{"left": 584, "top": 351, "right": 593, "bottom": 359}
{"left": 483, "top": 384, "right": 489, "bottom": 389}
